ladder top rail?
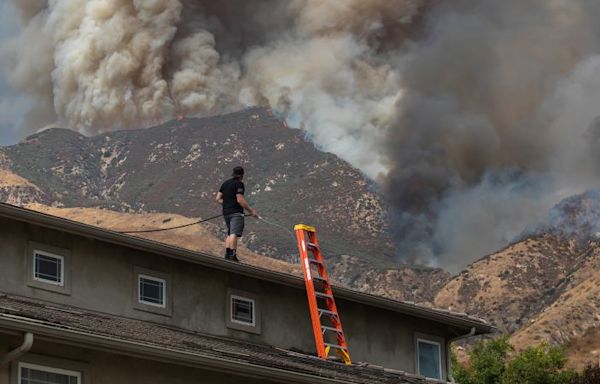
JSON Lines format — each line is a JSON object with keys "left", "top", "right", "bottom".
{"left": 294, "top": 224, "right": 316, "bottom": 232}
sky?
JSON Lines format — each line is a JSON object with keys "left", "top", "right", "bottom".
{"left": 0, "top": 0, "right": 31, "bottom": 146}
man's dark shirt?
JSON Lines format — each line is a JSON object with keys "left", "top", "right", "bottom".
{"left": 219, "top": 178, "right": 245, "bottom": 216}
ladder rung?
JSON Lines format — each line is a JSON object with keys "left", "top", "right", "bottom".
{"left": 308, "top": 258, "right": 323, "bottom": 265}
{"left": 307, "top": 242, "right": 318, "bottom": 248}
{"left": 321, "top": 325, "right": 343, "bottom": 334}
{"left": 318, "top": 309, "right": 338, "bottom": 317}
{"left": 324, "top": 342, "right": 348, "bottom": 351}
{"left": 315, "top": 292, "right": 333, "bottom": 300}
{"left": 312, "top": 276, "right": 329, "bottom": 284}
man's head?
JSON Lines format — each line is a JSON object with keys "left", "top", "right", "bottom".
{"left": 232, "top": 166, "right": 244, "bottom": 180}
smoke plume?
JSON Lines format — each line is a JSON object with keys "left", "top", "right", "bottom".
{"left": 3, "top": 0, "right": 600, "bottom": 271}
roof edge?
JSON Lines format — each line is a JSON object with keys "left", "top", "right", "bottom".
{"left": 0, "top": 315, "right": 351, "bottom": 384}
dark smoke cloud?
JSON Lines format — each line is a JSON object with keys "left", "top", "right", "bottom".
{"left": 3, "top": 0, "right": 600, "bottom": 271}
{"left": 384, "top": 0, "right": 600, "bottom": 269}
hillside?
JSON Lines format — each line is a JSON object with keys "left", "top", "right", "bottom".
{"left": 434, "top": 190, "right": 600, "bottom": 367}
{"left": 24, "top": 204, "right": 301, "bottom": 275}
{"left": 567, "top": 327, "right": 600, "bottom": 369}
{"left": 0, "top": 107, "right": 453, "bottom": 302}
{"left": 0, "top": 152, "right": 46, "bottom": 205}
{"left": 0, "top": 107, "right": 393, "bottom": 266}
{"left": 434, "top": 235, "right": 580, "bottom": 333}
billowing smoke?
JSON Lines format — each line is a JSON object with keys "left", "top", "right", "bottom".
{"left": 384, "top": 0, "right": 600, "bottom": 270}
{"left": 1, "top": 0, "right": 418, "bottom": 174}
{"left": 3, "top": 0, "right": 600, "bottom": 271}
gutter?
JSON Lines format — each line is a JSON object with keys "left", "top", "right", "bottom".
{"left": 0, "top": 332, "right": 34, "bottom": 366}
{"left": 446, "top": 327, "right": 475, "bottom": 383}
{"left": 0, "top": 316, "right": 358, "bottom": 384}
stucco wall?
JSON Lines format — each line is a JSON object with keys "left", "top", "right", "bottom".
{"left": 0, "top": 342, "right": 8, "bottom": 384}
{"left": 0, "top": 217, "right": 449, "bottom": 376}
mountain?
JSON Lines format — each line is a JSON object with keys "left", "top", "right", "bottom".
{"left": 434, "top": 190, "right": 600, "bottom": 368}
{"left": 0, "top": 107, "right": 394, "bottom": 264}
{"left": 0, "top": 107, "right": 449, "bottom": 303}
{"left": 0, "top": 152, "right": 46, "bottom": 205}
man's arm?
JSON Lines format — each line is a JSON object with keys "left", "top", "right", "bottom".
{"left": 215, "top": 191, "right": 223, "bottom": 205}
{"left": 236, "top": 194, "right": 257, "bottom": 217}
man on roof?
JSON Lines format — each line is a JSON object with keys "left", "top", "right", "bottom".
{"left": 215, "top": 166, "right": 258, "bottom": 262}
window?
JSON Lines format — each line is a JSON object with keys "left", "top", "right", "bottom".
{"left": 33, "top": 251, "right": 64, "bottom": 286}
{"left": 19, "top": 363, "right": 81, "bottom": 384}
{"left": 230, "top": 295, "right": 255, "bottom": 326}
{"left": 132, "top": 267, "right": 171, "bottom": 316}
{"left": 27, "top": 242, "right": 71, "bottom": 295}
{"left": 138, "top": 274, "right": 166, "bottom": 308}
{"left": 417, "top": 339, "right": 442, "bottom": 380}
{"left": 226, "top": 289, "right": 261, "bottom": 334}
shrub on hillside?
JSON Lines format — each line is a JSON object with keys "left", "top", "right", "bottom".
{"left": 571, "top": 364, "right": 600, "bottom": 384}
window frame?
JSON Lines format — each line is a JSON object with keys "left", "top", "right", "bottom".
{"left": 18, "top": 362, "right": 81, "bottom": 384}
{"left": 226, "top": 289, "right": 261, "bottom": 334}
{"left": 230, "top": 294, "right": 256, "bottom": 326}
{"left": 138, "top": 274, "right": 167, "bottom": 308}
{"left": 132, "top": 266, "right": 172, "bottom": 316}
{"left": 32, "top": 250, "right": 65, "bottom": 287}
{"left": 26, "top": 241, "right": 72, "bottom": 295}
{"left": 416, "top": 337, "right": 443, "bottom": 380}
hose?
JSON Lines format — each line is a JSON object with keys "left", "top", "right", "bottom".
{"left": 117, "top": 213, "right": 224, "bottom": 234}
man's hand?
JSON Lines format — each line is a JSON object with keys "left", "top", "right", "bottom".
{"left": 249, "top": 208, "right": 258, "bottom": 218}
{"left": 215, "top": 192, "right": 223, "bottom": 205}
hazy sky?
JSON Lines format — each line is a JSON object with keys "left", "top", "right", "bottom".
{"left": 0, "top": 0, "right": 31, "bottom": 146}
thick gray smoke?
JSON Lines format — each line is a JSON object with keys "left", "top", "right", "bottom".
{"left": 385, "top": 0, "right": 600, "bottom": 270}
{"left": 1, "top": 0, "right": 419, "bottom": 175}
{"left": 3, "top": 0, "right": 600, "bottom": 271}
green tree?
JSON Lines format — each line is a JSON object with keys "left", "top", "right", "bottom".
{"left": 452, "top": 337, "right": 577, "bottom": 384}
{"left": 500, "top": 343, "right": 577, "bottom": 384}
{"left": 453, "top": 336, "right": 511, "bottom": 384}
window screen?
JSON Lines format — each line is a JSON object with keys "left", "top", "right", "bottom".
{"left": 20, "top": 364, "right": 80, "bottom": 384}
{"left": 231, "top": 296, "right": 255, "bottom": 325}
{"left": 34, "top": 251, "right": 63, "bottom": 285}
{"left": 138, "top": 275, "right": 166, "bottom": 307}
{"left": 418, "top": 340, "right": 442, "bottom": 379}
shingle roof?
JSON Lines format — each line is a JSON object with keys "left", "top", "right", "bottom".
{"left": 0, "top": 294, "right": 438, "bottom": 384}
{"left": 0, "top": 203, "right": 494, "bottom": 334}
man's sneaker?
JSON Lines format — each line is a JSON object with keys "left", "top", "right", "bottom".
{"left": 225, "top": 251, "right": 239, "bottom": 262}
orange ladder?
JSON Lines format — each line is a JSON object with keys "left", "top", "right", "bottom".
{"left": 294, "top": 224, "right": 351, "bottom": 365}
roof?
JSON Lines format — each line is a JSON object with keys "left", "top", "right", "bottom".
{"left": 0, "top": 202, "right": 493, "bottom": 333}
{"left": 0, "top": 294, "right": 434, "bottom": 384}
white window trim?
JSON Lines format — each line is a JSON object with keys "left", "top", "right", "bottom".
{"left": 230, "top": 294, "right": 256, "bottom": 327}
{"left": 32, "top": 250, "right": 65, "bottom": 287}
{"left": 417, "top": 338, "right": 443, "bottom": 380}
{"left": 138, "top": 274, "right": 167, "bottom": 308}
{"left": 18, "top": 362, "right": 81, "bottom": 384}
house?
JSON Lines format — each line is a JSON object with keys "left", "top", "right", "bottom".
{"left": 0, "top": 203, "right": 494, "bottom": 383}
